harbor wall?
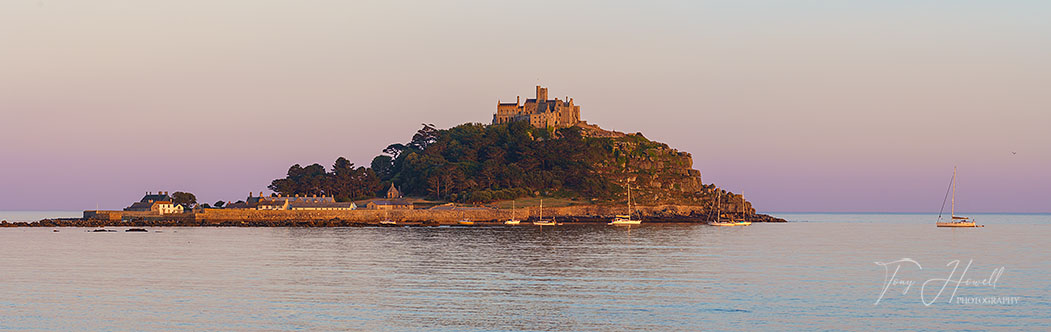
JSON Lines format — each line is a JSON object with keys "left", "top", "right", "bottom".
{"left": 72, "top": 203, "right": 769, "bottom": 225}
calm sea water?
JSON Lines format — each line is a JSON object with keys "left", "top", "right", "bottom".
{"left": 0, "top": 211, "right": 82, "bottom": 222}
{"left": 0, "top": 213, "right": 1048, "bottom": 331}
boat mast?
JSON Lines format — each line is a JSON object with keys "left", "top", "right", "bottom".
{"left": 951, "top": 166, "right": 956, "bottom": 218}
{"left": 716, "top": 191, "right": 721, "bottom": 221}
{"left": 622, "top": 181, "right": 630, "bottom": 217}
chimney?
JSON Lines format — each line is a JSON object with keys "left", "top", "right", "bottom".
{"left": 517, "top": 96, "right": 520, "bottom": 104}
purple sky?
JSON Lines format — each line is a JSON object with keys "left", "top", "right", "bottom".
{"left": 1, "top": 1, "right": 1049, "bottom": 212}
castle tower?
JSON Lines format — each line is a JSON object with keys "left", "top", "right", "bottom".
{"left": 536, "top": 85, "right": 548, "bottom": 101}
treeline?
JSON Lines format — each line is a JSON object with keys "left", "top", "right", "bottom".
{"left": 269, "top": 121, "right": 622, "bottom": 203}
{"left": 268, "top": 157, "right": 382, "bottom": 202}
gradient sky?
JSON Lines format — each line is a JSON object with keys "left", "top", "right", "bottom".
{"left": 1, "top": 0, "right": 1049, "bottom": 212}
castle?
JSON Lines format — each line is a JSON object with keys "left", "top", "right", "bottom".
{"left": 492, "top": 85, "right": 581, "bottom": 128}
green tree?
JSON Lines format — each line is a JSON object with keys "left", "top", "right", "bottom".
{"left": 370, "top": 155, "right": 394, "bottom": 180}
{"left": 171, "top": 191, "right": 197, "bottom": 207}
{"left": 266, "top": 121, "right": 634, "bottom": 204}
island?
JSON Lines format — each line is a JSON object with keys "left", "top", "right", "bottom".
{"left": 4, "top": 86, "right": 785, "bottom": 227}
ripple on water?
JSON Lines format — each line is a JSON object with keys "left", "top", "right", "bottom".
{"left": 0, "top": 220, "right": 1048, "bottom": 331}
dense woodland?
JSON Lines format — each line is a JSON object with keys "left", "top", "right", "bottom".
{"left": 268, "top": 122, "right": 666, "bottom": 203}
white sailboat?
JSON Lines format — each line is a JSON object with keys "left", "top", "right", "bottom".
{"left": 505, "top": 200, "right": 521, "bottom": 225}
{"left": 609, "top": 183, "right": 642, "bottom": 226}
{"left": 936, "top": 167, "right": 983, "bottom": 228}
{"left": 379, "top": 210, "right": 396, "bottom": 225}
{"left": 709, "top": 190, "right": 750, "bottom": 227}
{"left": 533, "top": 199, "right": 558, "bottom": 226}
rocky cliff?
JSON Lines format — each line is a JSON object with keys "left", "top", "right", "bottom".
{"left": 577, "top": 123, "right": 755, "bottom": 216}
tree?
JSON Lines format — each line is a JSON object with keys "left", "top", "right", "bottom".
{"left": 408, "top": 123, "right": 440, "bottom": 150}
{"left": 383, "top": 143, "right": 408, "bottom": 159}
{"left": 267, "top": 157, "right": 382, "bottom": 201}
{"left": 171, "top": 192, "right": 197, "bottom": 207}
{"left": 265, "top": 121, "right": 631, "bottom": 204}
{"left": 371, "top": 155, "right": 394, "bottom": 180}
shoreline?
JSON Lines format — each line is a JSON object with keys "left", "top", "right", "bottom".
{"left": 1, "top": 212, "right": 786, "bottom": 227}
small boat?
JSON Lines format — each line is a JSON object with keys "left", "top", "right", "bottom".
{"left": 710, "top": 218, "right": 752, "bottom": 227}
{"left": 91, "top": 229, "right": 115, "bottom": 232}
{"left": 505, "top": 200, "right": 521, "bottom": 225}
{"left": 457, "top": 208, "right": 475, "bottom": 226}
{"left": 609, "top": 215, "right": 641, "bottom": 226}
{"left": 936, "top": 167, "right": 983, "bottom": 228}
{"left": 379, "top": 210, "right": 396, "bottom": 225}
{"left": 125, "top": 228, "right": 148, "bottom": 232}
{"left": 708, "top": 191, "right": 750, "bottom": 227}
{"left": 533, "top": 199, "right": 560, "bottom": 226}
{"left": 609, "top": 183, "right": 642, "bottom": 226}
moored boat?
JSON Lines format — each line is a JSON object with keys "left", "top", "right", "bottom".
{"left": 505, "top": 200, "right": 521, "bottom": 225}
{"left": 609, "top": 183, "right": 642, "bottom": 226}
{"left": 533, "top": 199, "right": 560, "bottom": 226}
{"left": 379, "top": 210, "right": 396, "bottom": 225}
{"left": 708, "top": 191, "right": 750, "bottom": 227}
{"left": 457, "top": 208, "right": 475, "bottom": 226}
{"left": 936, "top": 167, "right": 983, "bottom": 228}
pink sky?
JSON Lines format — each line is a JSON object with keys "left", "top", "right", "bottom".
{"left": 1, "top": 1, "right": 1049, "bottom": 212}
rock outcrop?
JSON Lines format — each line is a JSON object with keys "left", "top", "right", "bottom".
{"left": 580, "top": 123, "right": 754, "bottom": 215}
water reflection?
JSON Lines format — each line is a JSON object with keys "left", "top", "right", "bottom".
{"left": 0, "top": 220, "right": 1048, "bottom": 331}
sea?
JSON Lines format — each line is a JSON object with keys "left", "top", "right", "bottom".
{"left": 0, "top": 212, "right": 1048, "bottom": 331}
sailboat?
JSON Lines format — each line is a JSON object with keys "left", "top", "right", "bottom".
{"left": 709, "top": 191, "right": 751, "bottom": 227}
{"left": 936, "top": 167, "right": 983, "bottom": 228}
{"left": 609, "top": 183, "right": 642, "bottom": 226}
{"left": 379, "top": 210, "right": 396, "bottom": 225}
{"left": 533, "top": 199, "right": 559, "bottom": 226}
{"left": 505, "top": 200, "right": 521, "bottom": 225}
{"left": 457, "top": 206, "right": 475, "bottom": 226}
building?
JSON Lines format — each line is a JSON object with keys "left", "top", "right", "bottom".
{"left": 153, "top": 201, "right": 184, "bottom": 214}
{"left": 228, "top": 192, "right": 356, "bottom": 210}
{"left": 365, "top": 199, "right": 414, "bottom": 210}
{"left": 386, "top": 183, "right": 402, "bottom": 199}
{"left": 492, "top": 85, "right": 581, "bottom": 128}
{"left": 124, "top": 191, "right": 183, "bottom": 214}
{"left": 361, "top": 183, "right": 414, "bottom": 209}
